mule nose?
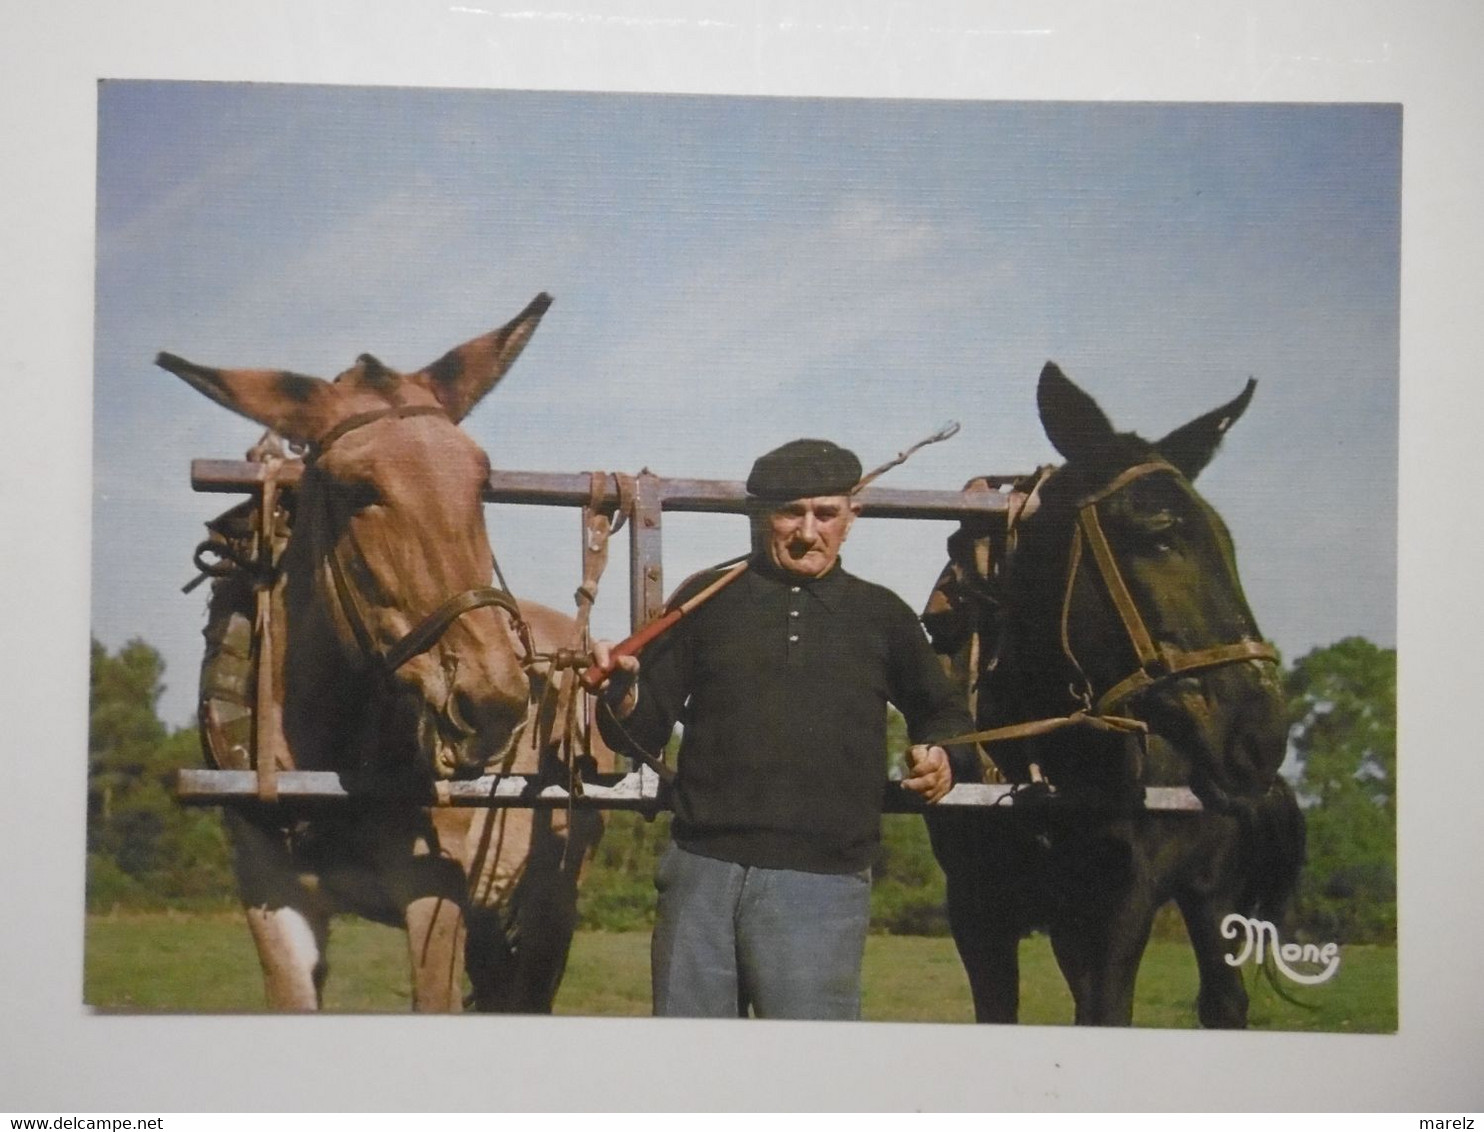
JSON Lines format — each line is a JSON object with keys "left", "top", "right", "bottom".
{"left": 446, "top": 662, "right": 529, "bottom": 767}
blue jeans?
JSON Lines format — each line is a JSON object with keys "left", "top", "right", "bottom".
{"left": 651, "top": 842, "right": 872, "bottom": 1019}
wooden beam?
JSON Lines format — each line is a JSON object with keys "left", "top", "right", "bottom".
{"left": 190, "top": 460, "right": 1014, "bottom": 522}
{"left": 176, "top": 766, "right": 670, "bottom": 811}
{"left": 177, "top": 768, "right": 1202, "bottom": 812}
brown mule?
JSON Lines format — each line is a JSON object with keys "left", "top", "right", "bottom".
{"left": 161, "top": 294, "right": 610, "bottom": 1012}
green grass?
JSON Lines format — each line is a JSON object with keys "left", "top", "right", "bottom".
{"left": 84, "top": 910, "right": 420, "bottom": 1012}
{"left": 84, "top": 912, "right": 1396, "bottom": 1030}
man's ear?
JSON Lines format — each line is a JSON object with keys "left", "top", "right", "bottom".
{"left": 844, "top": 499, "right": 864, "bottom": 534}
{"left": 747, "top": 507, "right": 769, "bottom": 550}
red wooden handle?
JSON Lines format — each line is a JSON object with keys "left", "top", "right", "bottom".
{"left": 579, "top": 560, "right": 750, "bottom": 692}
{"left": 579, "top": 609, "right": 682, "bottom": 691}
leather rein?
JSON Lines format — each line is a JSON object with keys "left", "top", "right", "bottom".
{"left": 308, "top": 403, "right": 528, "bottom": 678}
{"left": 1062, "top": 459, "right": 1278, "bottom": 717}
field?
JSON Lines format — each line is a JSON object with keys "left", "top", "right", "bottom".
{"left": 83, "top": 913, "right": 1397, "bottom": 1031}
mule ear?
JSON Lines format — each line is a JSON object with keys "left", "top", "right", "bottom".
{"left": 1037, "top": 362, "right": 1116, "bottom": 462}
{"left": 156, "top": 353, "right": 335, "bottom": 443}
{"left": 1155, "top": 378, "right": 1256, "bottom": 480}
{"left": 413, "top": 292, "right": 552, "bottom": 422}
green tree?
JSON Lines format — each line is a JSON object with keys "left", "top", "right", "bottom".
{"left": 1285, "top": 637, "right": 1396, "bottom": 943}
{"left": 87, "top": 637, "right": 234, "bottom": 909}
{"left": 88, "top": 637, "right": 168, "bottom": 832}
{"left": 576, "top": 810, "right": 670, "bottom": 931}
{"left": 872, "top": 815, "right": 950, "bottom": 935}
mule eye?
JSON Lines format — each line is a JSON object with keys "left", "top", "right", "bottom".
{"left": 1129, "top": 510, "right": 1179, "bottom": 551}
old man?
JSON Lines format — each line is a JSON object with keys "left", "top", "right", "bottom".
{"left": 593, "top": 437, "right": 976, "bottom": 1020}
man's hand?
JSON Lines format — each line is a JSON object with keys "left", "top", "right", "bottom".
{"left": 902, "top": 744, "right": 953, "bottom": 803}
{"left": 590, "top": 640, "right": 641, "bottom": 719}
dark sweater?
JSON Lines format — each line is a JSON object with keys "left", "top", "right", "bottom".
{"left": 598, "top": 555, "right": 975, "bottom": 873}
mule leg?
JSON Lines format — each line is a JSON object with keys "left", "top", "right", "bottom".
{"left": 1047, "top": 830, "right": 1156, "bottom": 1027}
{"left": 1177, "top": 894, "right": 1249, "bottom": 1029}
{"left": 225, "top": 811, "right": 332, "bottom": 1011}
{"left": 927, "top": 811, "right": 1038, "bottom": 1025}
{"left": 1050, "top": 899, "right": 1157, "bottom": 1027}
{"left": 242, "top": 902, "right": 329, "bottom": 1010}
{"left": 460, "top": 807, "right": 530, "bottom": 1012}
{"left": 464, "top": 807, "right": 598, "bottom": 1013}
{"left": 940, "top": 843, "right": 1022, "bottom": 1023}
{"left": 394, "top": 847, "right": 471, "bottom": 1013}
{"left": 465, "top": 880, "right": 578, "bottom": 1014}
{"left": 954, "top": 929, "right": 1022, "bottom": 1025}
{"left": 397, "top": 848, "right": 471, "bottom": 1013}
{"left": 507, "top": 809, "right": 599, "bottom": 1012}
{"left": 939, "top": 841, "right": 1021, "bottom": 1023}
{"left": 374, "top": 808, "right": 472, "bottom": 1013}
{"left": 404, "top": 893, "right": 468, "bottom": 1013}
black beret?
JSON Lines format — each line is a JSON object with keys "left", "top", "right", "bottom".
{"left": 745, "top": 438, "right": 862, "bottom": 501}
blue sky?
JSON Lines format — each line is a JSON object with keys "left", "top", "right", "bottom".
{"left": 92, "top": 84, "right": 1399, "bottom": 726}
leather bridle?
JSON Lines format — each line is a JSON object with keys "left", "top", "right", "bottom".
{"left": 1059, "top": 459, "right": 1278, "bottom": 717}
{"left": 307, "top": 403, "right": 528, "bottom": 679}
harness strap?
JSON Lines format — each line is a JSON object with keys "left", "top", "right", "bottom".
{"left": 1058, "top": 513, "right": 1091, "bottom": 698}
{"left": 383, "top": 586, "right": 526, "bottom": 673}
{"left": 935, "top": 709, "right": 1148, "bottom": 750}
{"left": 1063, "top": 460, "right": 1175, "bottom": 690}
{"left": 1093, "top": 638, "right": 1278, "bottom": 716}
{"left": 325, "top": 537, "right": 524, "bottom": 677}
{"left": 254, "top": 458, "right": 289, "bottom": 801}
{"left": 1078, "top": 502, "right": 1161, "bottom": 669}
{"left": 1075, "top": 460, "right": 1176, "bottom": 509}
{"left": 490, "top": 548, "right": 538, "bottom": 661}
{"left": 323, "top": 529, "right": 381, "bottom": 664}
{"left": 499, "top": 472, "right": 642, "bottom": 803}
{"left": 310, "top": 404, "right": 448, "bottom": 455}
{"left": 1074, "top": 461, "right": 1282, "bottom": 717}
{"left": 597, "top": 697, "right": 676, "bottom": 785}
{"left": 558, "top": 473, "right": 621, "bottom": 797}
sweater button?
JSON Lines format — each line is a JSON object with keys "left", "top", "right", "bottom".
{"left": 789, "top": 634, "right": 799, "bottom": 643}
{"left": 789, "top": 609, "right": 800, "bottom": 618}
{"left": 790, "top": 586, "right": 801, "bottom": 593}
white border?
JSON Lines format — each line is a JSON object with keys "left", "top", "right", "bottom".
{"left": 3, "top": 0, "right": 1481, "bottom": 1112}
